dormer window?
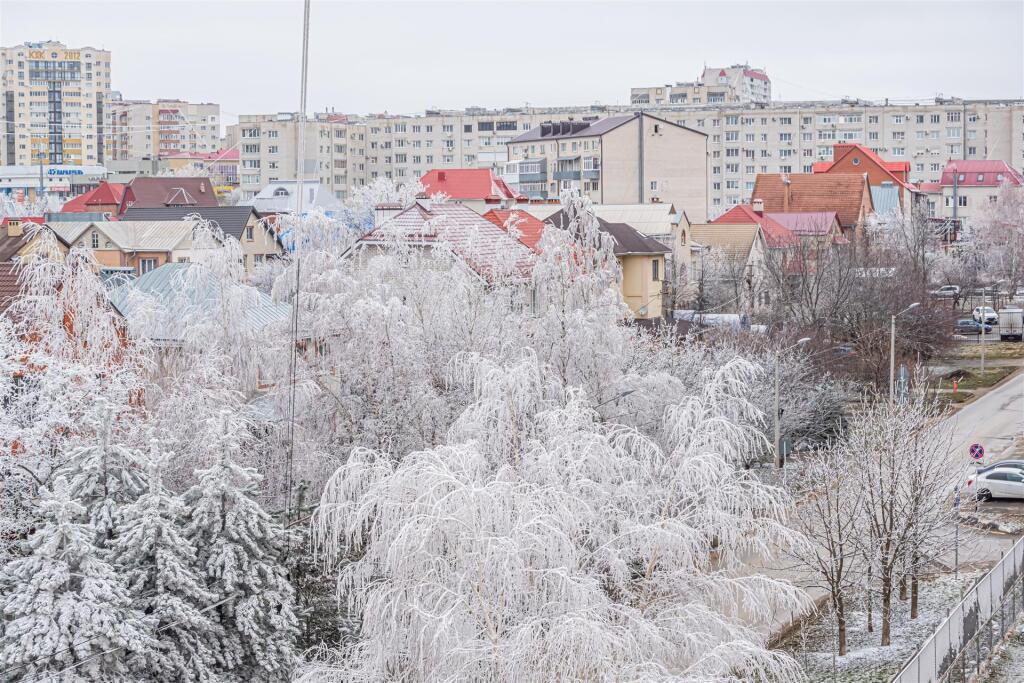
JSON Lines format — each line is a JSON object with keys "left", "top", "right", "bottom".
{"left": 273, "top": 187, "right": 290, "bottom": 197}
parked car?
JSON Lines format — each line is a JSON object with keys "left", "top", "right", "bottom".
{"left": 966, "top": 467, "right": 1024, "bottom": 501}
{"left": 930, "top": 285, "right": 961, "bottom": 299}
{"left": 999, "top": 308, "right": 1024, "bottom": 341}
{"left": 973, "top": 306, "right": 998, "bottom": 325}
{"left": 977, "top": 460, "right": 1024, "bottom": 475}
{"left": 955, "top": 319, "right": 993, "bottom": 335}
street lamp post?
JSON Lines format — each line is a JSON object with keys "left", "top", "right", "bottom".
{"left": 775, "top": 337, "right": 811, "bottom": 468}
{"left": 889, "top": 302, "right": 920, "bottom": 403}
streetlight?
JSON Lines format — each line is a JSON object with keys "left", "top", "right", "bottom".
{"left": 980, "top": 281, "right": 1003, "bottom": 375}
{"left": 775, "top": 337, "right": 811, "bottom": 468}
{"left": 889, "top": 302, "right": 920, "bottom": 403}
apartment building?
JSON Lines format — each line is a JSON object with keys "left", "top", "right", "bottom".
{"left": 228, "top": 97, "right": 1024, "bottom": 217}
{"left": 1, "top": 41, "right": 112, "bottom": 166}
{"left": 919, "top": 159, "right": 1024, "bottom": 225}
{"left": 631, "top": 64, "right": 771, "bottom": 106}
{"left": 505, "top": 113, "right": 709, "bottom": 221}
{"left": 105, "top": 96, "right": 220, "bottom": 160}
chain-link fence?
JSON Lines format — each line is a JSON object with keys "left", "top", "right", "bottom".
{"left": 892, "top": 536, "right": 1024, "bottom": 683}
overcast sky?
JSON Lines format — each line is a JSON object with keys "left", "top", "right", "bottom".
{"left": 2, "top": 0, "right": 1022, "bottom": 126}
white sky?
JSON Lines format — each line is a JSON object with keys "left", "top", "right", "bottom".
{"left": 1, "top": 0, "right": 1022, "bottom": 127}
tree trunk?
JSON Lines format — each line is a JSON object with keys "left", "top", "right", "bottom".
{"left": 899, "top": 574, "right": 908, "bottom": 601}
{"left": 881, "top": 572, "right": 893, "bottom": 646}
{"left": 866, "top": 565, "right": 874, "bottom": 633}
{"left": 911, "top": 570, "right": 919, "bottom": 619}
{"left": 836, "top": 594, "right": 847, "bottom": 657}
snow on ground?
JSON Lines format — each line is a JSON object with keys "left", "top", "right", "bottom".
{"left": 981, "top": 624, "right": 1024, "bottom": 682}
{"left": 782, "top": 571, "right": 980, "bottom": 683}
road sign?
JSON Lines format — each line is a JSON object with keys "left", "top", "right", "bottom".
{"left": 970, "top": 443, "right": 985, "bottom": 460}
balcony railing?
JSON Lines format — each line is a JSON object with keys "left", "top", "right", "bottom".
{"left": 553, "top": 170, "right": 581, "bottom": 181}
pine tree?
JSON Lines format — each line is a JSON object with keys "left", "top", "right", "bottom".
{"left": 62, "top": 410, "right": 147, "bottom": 543}
{"left": 0, "top": 476, "right": 157, "bottom": 680}
{"left": 184, "top": 414, "right": 299, "bottom": 680}
{"left": 109, "top": 444, "right": 226, "bottom": 681}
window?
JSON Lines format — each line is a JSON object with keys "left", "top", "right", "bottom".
{"left": 652, "top": 259, "right": 660, "bottom": 281}
{"left": 90, "top": 231, "right": 98, "bottom": 249}
{"left": 139, "top": 258, "right": 158, "bottom": 275}
{"left": 946, "top": 127, "right": 962, "bottom": 138}
{"left": 779, "top": 117, "right": 792, "bottom": 125}
{"left": 959, "top": 195, "right": 968, "bottom": 207}
{"left": 947, "top": 111, "right": 961, "bottom": 122}
{"left": 650, "top": 181, "right": 658, "bottom": 191}
{"left": 246, "top": 226, "right": 254, "bottom": 241}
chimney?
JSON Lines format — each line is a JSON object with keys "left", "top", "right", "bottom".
{"left": 6, "top": 220, "right": 23, "bottom": 238}
{"left": 781, "top": 174, "right": 791, "bottom": 212}
{"left": 199, "top": 181, "right": 206, "bottom": 193}
{"left": 374, "top": 202, "right": 403, "bottom": 227}
{"left": 751, "top": 198, "right": 764, "bottom": 214}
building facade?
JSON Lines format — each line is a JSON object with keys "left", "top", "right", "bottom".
{"left": 226, "top": 97, "right": 1024, "bottom": 217}
{"left": 1, "top": 41, "right": 112, "bottom": 166}
{"left": 631, "top": 64, "right": 771, "bottom": 107}
{"left": 105, "top": 96, "right": 220, "bottom": 161}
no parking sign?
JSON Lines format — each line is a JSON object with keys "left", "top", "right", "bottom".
{"left": 970, "top": 443, "right": 985, "bottom": 460}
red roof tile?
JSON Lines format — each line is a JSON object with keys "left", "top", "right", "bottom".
{"left": 0, "top": 262, "right": 21, "bottom": 313}
{"left": 481, "top": 209, "right": 546, "bottom": 253}
{"left": 61, "top": 181, "right": 125, "bottom": 212}
{"left": 711, "top": 204, "right": 798, "bottom": 248}
{"left": 419, "top": 168, "right": 525, "bottom": 202}
{"left": 751, "top": 174, "right": 871, "bottom": 228}
{"left": 939, "top": 160, "right": 1024, "bottom": 187}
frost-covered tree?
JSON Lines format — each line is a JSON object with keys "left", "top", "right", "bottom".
{"left": 0, "top": 477, "right": 157, "bottom": 680}
{"left": 183, "top": 413, "right": 299, "bottom": 679}
{"left": 971, "top": 182, "right": 1024, "bottom": 293}
{"left": 109, "top": 444, "right": 226, "bottom": 681}
{"left": 310, "top": 353, "right": 807, "bottom": 681}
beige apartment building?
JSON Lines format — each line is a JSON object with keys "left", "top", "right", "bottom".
{"left": 1, "top": 41, "right": 112, "bottom": 166}
{"left": 228, "top": 97, "right": 1024, "bottom": 216}
{"left": 505, "top": 113, "right": 708, "bottom": 221}
{"left": 105, "top": 96, "right": 220, "bottom": 161}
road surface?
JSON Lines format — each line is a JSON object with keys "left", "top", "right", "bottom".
{"left": 947, "top": 370, "right": 1024, "bottom": 467}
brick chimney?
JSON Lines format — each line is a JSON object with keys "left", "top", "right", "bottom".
{"left": 751, "top": 198, "right": 764, "bottom": 214}
{"left": 781, "top": 174, "right": 791, "bottom": 212}
{"left": 6, "top": 219, "right": 23, "bottom": 238}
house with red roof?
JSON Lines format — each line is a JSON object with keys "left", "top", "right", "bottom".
{"left": 60, "top": 181, "right": 125, "bottom": 215}
{"left": 119, "top": 177, "right": 220, "bottom": 215}
{"left": 419, "top": 169, "right": 525, "bottom": 214}
{"left": 750, "top": 173, "right": 874, "bottom": 237}
{"left": 811, "top": 143, "right": 919, "bottom": 217}
{"left": 920, "top": 160, "right": 1024, "bottom": 227}
{"left": 710, "top": 203, "right": 798, "bottom": 249}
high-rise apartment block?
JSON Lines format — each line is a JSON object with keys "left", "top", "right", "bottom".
{"left": 631, "top": 64, "right": 771, "bottom": 106}
{"left": 105, "top": 95, "right": 220, "bottom": 160}
{"left": 0, "top": 41, "right": 112, "bottom": 166}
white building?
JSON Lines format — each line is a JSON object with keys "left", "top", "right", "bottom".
{"left": 0, "top": 163, "right": 107, "bottom": 202}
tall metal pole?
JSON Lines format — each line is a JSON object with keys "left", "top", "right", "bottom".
{"left": 981, "top": 313, "right": 986, "bottom": 375}
{"left": 774, "top": 359, "right": 782, "bottom": 468}
{"left": 889, "top": 313, "right": 897, "bottom": 403}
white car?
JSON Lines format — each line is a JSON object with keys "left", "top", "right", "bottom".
{"left": 930, "top": 285, "right": 961, "bottom": 299}
{"left": 966, "top": 467, "right": 1024, "bottom": 501}
{"left": 973, "top": 306, "right": 998, "bottom": 325}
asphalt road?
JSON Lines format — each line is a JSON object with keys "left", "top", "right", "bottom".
{"left": 947, "top": 369, "right": 1024, "bottom": 468}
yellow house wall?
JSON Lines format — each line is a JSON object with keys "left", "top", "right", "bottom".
{"left": 239, "top": 214, "right": 284, "bottom": 271}
{"left": 619, "top": 253, "right": 663, "bottom": 319}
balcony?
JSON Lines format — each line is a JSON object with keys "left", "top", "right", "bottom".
{"left": 582, "top": 167, "right": 600, "bottom": 180}
{"left": 553, "top": 170, "right": 581, "bottom": 181}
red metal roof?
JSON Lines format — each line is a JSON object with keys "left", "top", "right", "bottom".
{"left": 120, "top": 177, "right": 219, "bottom": 213}
{"left": 743, "top": 69, "right": 769, "bottom": 82}
{"left": 481, "top": 209, "right": 546, "bottom": 253}
{"left": 0, "top": 216, "right": 43, "bottom": 227}
{"left": 711, "top": 204, "right": 798, "bottom": 249}
{"left": 61, "top": 181, "right": 125, "bottom": 212}
{"left": 813, "top": 144, "right": 913, "bottom": 190}
{"left": 939, "top": 160, "right": 1024, "bottom": 187}
{"left": 419, "top": 168, "right": 525, "bottom": 202}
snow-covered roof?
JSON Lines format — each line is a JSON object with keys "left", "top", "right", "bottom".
{"left": 48, "top": 220, "right": 199, "bottom": 252}
{"left": 245, "top": 180, "right": 343, "bottom": 215}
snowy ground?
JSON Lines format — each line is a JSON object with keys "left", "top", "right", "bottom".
{"left": 981, "top": 624, "right": 1024, "bottom": 682}
{"left": 781, "top": 572, "right": 981, "bottom": 683}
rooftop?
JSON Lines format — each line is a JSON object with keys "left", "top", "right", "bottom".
{"left": 546, "top": 209, "right": 671, "bottom": 256}
{"left": 712, "top": 204, "right": 797, "bottom": 248}
{"left": 419, "top": 168, "right": 524, "bottom": 202}
{"left": 121, "top": 177, "right": 219, "bottom": 212}
{"left": 939, "top": 160, "right": 1024, "bottom": 187}
{"left": 751, "top": 174, "right": 871, "bottom": 228}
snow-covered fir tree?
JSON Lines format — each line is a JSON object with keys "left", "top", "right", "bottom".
{"left": 0, "top": 476, "right": 157, "bottom": 680}
{"left": 183, "top": 413, "right": 299, "bottom": 680}
{"left": 108, "top": 443, "right": 226, "bottom": 681}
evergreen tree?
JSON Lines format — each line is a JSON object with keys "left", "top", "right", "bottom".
{"left": 109, "top": 445, "right": 226, "bottom": 681}
{"left": 184, "top": 414, "right": 298, "bottom": 681}
{"left": 0, "top": 477, "right": 157, "bottom": 680}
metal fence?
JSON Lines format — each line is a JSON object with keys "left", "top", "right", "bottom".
{"left": 892, "top": 536, "right": 1024, "bottom": 683}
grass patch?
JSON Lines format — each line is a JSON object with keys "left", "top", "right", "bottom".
{"left": 945, "top": 343, "right": 1024, "bottom": 361}
{"left": 937, "top": 366, "right": 1016, "bottom": 391}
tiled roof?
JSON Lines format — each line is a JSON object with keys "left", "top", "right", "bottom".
{"left": 814, "top": 144, "right": 913, "bottom": 190}
{"left": 0, "top": 262, "right": 20, "bottom": 313}
{"left": 48, "top": 220, "right": 198, "bottom": 252}
{"left": 764, "top": 211, "right": 839, "bottom": 237}
{"left": 939, "top": 160, "right": 1024, "bottom": 187}
{"left": 419, "top": 169, "right": 525, "bottom": 202}
{"left": 122, "top": 206, "right": 257, "bottom": 240}
{"left": 751, "top": 174, "right": 871, "bottom": 228}
{"left": 546, "top": 209, "right": 670, "bottom": 256}
{"left": 690, "top": 223, "right": 760, "bottom": 263}
{"left": 359, "top": 201, "right": 536, "bottom": 281}
{"left": 481, "top": 209, "right": 546, "bottom": 253}
{"left": 121, "top": 177, "right": 219, "bottom": 212}
{"left": 61, "top": 181, "right": 125, "bottom": 212}
{"left": 711, "top": 204, "right": 797, "bottom": 248}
